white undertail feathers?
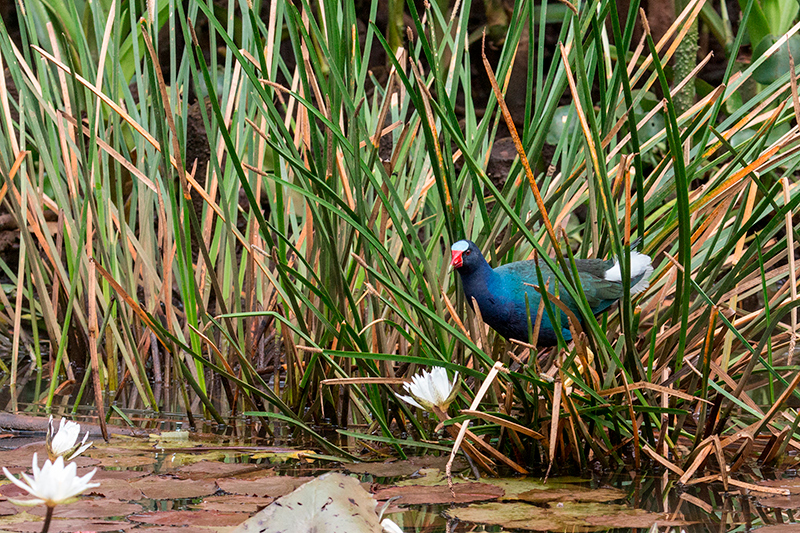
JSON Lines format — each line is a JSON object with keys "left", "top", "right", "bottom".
{"left": 604, "top": 251, "right": 653, "bottom": 295}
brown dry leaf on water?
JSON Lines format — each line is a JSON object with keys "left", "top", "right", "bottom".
{"left": 231, "top": 472, "right": 384, "bottom": 533}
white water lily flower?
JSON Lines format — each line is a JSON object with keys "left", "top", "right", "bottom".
{"left": 3, "top": 453, "right": 99, "bottom": 507}
{"left": 381, "top": 518, "right": 404, "bottom": 533}
{"left": 397, "top": 367, "right": 459, "bottom": 412}
{"left": 47, "top": 416, "right": 92, "bottom": 461}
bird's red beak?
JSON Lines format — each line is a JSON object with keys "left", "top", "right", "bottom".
{"left": 451, "top": 250, "right": 463, "bottom": 268}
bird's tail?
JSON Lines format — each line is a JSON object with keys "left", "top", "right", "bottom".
{"left": 604, "top": 252, "right": 653, "bottom": 294}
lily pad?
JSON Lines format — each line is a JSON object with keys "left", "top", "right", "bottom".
{"left": 638, "top": 112, "right": 665, "bottom": 143}
{"left": 215, "top": 476, "right": 313, "bottom": 497}
{"left": 250, "top": 449, "right": 315, "bottom": 462}
{"left": 478, "top": 477, "right": 592, "bottom": 500}
{"left": 446, "top": 500, "right": 663, "bottom": 531}
{"left": 130, "top": 476, "right": 217, "bottom": 500}
{"left": 752, "top": 34, "right": 800, "bottom": 85}
{"left": 95, "top": 454, "right": 156, "bottom": 469}
{"left": 755, "top": 493, "right": 800, "bottom": 509}
{"left": 26, "top": 499, "right": 142, "bottom": 519}
{"left": 81, "top": 467, "right": 148, "bottom": 481}
{"left": 0, "top": 519, "right": 132, "bottom": 532}
{"left": 173, "top": 461, "right": 265, "bottom": 480}
{"left": 392, "top": 468, "right": 447, "bottom": 486}
{"left": 756, "top": 478, "right": 800, "bottom": 493}
{"left": 517, "top": 487, "right": 625, "bottom": 504}
{"left": 373, "top": 482, "right": 504, "bottom": 505}
{"left": 546, "top": 106, "right": 578, "bottom": 145}
{"left": 755, "top": 479, "right": 800, "bottom": 508}
{"left": 195, "top": 494, "right": 275, "bottom": 513}
{"left": 84, "top": 478, "right": 145, "bottom": 501}
{"left": 129, "top": 510, "right": 244, "bottom": 527}
{"left": 344, "top": 456, "right": 466, "bottom": 478}
{"left": 161, "top": 451, "right": 230, "bottom": 467}
{"left": 730, "top": 128, "right": 756, "bottom": 148}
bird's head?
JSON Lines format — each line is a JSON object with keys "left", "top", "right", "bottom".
{"left": 450, "top": 240, "right": 483, "bottom": 273}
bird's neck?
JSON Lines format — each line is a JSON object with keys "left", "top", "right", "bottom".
{"left": 460, "top": 261, "right": 496, "bottom": 300}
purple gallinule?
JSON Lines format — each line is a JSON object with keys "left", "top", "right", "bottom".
{"left": 450, "top": 240, "right": 652, "bottom": 345}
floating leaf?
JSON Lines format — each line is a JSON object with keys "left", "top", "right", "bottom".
{"left": 479, "top": 477, "right": 591, "bottom": 500}
{"left": 231, "top": 472, "right": 382, "bottom": 533}
{"left": 129, "top": 510, "right": 244, "bottom": 527}
{"left": 373, "top": 482, "right": 504, "bottom": 505}
{"left": 0, "top": 519, "right": 131, "bottom": 532}
{"left": 0, "top": 501, "right": 17, "bottom": 516}
{"left": 84, "top": 478, "right": 144, "bottom": 501}
{"left": 392, "top": 468, "right": 448, "bottom": 487}
{"left": 25, "top": 499, "right": 142, "bottom": 519}
{"left": 250, "top": 449, "right": 315, "bottom": 462}
{"left": 755, "top": 480, "right": 800, "bottom": 509}
{"left": 82, "top": 468, "right": 148, "bottom": 481}
{"left": 753, "top": 525, "right": 800, "bottom": 532}
{"left": 194, "top": 495, "right": 274, "bottom": 513}
{"left": 156, "top": 431, "right": 191, "bottom": 441}
{"left": 757, "top": 494, "right": 800, "bottom": 510}
{"left": 130, "top": 476, "right": 217, "bottom": 500}
{"left": 517, "top": 487, "right": 625, "bottom": 504}
{"left": 173, "top": 461, "right": 266, "bottom": 480}
{"left": 95, "top": 454, "right": 156, "bottom": 469}
{"left": 546, "top": 106, "right": 578, "bottom": 144}
{"left": 159, "top": 451, "right": 229, "bottom": 467}
{"left": 446, "top": 501, "right": 663, "bottom": 531}
{"left": 215, "top": 476, "right": 313, "bottom": 497}
{"left": 752, "top": 34, "right": 800, "bottom": 85}
{"left": 344, "top": 456, "right": 466, "bottom": 478}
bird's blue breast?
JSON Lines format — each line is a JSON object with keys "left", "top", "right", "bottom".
{"left": 464, "top": 267, "right": 572, "bottom": 344}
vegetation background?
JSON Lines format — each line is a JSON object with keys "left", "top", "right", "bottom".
{"left": 0, "top": 0, "right": 799, "bottom": 479}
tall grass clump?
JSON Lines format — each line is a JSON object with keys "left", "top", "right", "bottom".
{"left": 0, "top": 0, "right": 800, "bottom": 476}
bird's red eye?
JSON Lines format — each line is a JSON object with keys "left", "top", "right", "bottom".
{"left": 465, "top": 250, "right": 471, "bottom": 255}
